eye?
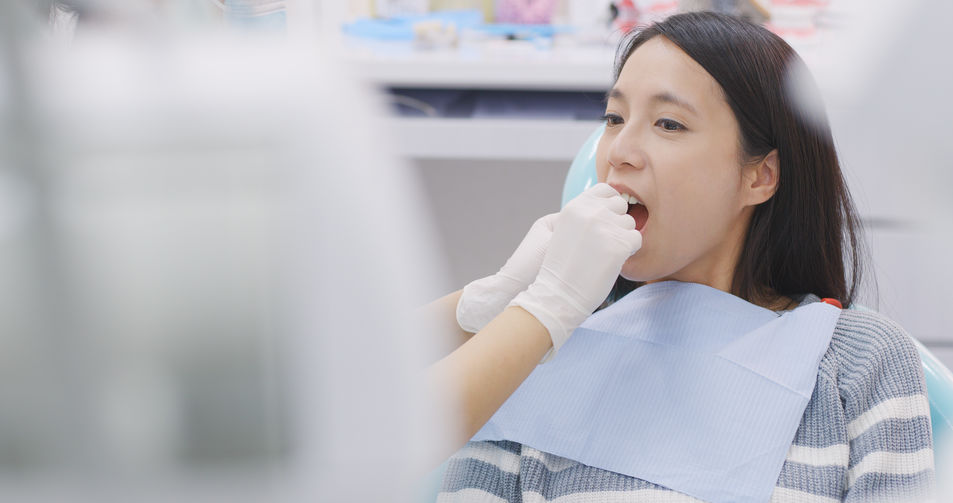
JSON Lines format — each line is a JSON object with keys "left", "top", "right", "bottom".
{"left": 602, "top": 113, "right": 624, "bottom": 127}
{"left": 655, "top": 118, "right": 686, "bottom": 132}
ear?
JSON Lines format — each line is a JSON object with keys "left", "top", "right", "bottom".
{"left": 743, "top": 149, "right": 780, "bottom": 206}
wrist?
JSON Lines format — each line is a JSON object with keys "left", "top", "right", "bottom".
{"left": 504, "top": 304, "right": 555, "bottom": 362}
{"left": 508, "top": 279, "right": 588, "bottom": 363}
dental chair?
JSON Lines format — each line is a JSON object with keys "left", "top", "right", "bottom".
{"left": 419, "top": 126, "right": 953, "bottom": 501}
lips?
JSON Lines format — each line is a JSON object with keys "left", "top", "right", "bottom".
{"left": 608, "top": 183, "right": 649, "bottom": 231}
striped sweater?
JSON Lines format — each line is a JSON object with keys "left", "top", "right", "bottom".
{"left": 439, "top": 294, "right": 935, "bottom": 502}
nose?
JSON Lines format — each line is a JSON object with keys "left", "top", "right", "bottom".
{"left": 604, "top": 125, "right": 648, "bottom": 174}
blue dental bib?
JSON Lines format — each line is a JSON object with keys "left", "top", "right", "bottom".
{"left": 472, "top": 280, "right": 841, "bottom": 503}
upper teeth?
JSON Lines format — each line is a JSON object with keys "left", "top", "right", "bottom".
{"left": 620, "top": 193, "right": 641, "bottom": 205}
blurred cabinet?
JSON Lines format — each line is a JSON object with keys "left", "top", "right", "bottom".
{"left": 346, "top": 42, "right": 614, "bottom": 160}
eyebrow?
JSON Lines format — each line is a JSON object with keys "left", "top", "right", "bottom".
{"left": 605, "top": 88, "right": 699, "bottom": 116}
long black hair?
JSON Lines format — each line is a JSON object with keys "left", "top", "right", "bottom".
{"left": 604, "top": 11, "right": 866, "bottom": 308}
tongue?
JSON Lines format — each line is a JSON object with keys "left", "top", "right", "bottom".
{"left": 628, "top": 204, "right": 649, "bottom": 231}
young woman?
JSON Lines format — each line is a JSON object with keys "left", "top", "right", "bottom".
{"left": 427, "top": 11, "right": 934, "bottom": 502}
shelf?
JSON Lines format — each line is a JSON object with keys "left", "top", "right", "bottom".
{"left": 343, "top": 41, "right": 613, "bottom": 161}
{"left": 387, "top": 117, "right": 600, "bottom": 161}
{"left": 344, "top": 40, "right": 616, "bottom": 91}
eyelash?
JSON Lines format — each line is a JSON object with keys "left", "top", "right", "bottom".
{"left": 656, "top": 118, "right": 686, "bottom": 132}
{"left": 601, "top": 113, "right": 624, "bottom": 127}
{"left": 600, "top": 113, "right": 687, "bottom": 132}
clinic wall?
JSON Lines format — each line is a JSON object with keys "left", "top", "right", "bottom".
{"left": 413, "top": 158, "right": 565, "bottom": 292}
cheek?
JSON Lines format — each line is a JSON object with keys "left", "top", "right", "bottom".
{"left": 659, "top": 137, "right": 742, "bottom": 211}
{"left": 594, "top": 136, "right": 610, "bottom": 182}
{"left": 653, "top": 189, "right": 743, "bottom": 277}
{"left": 648, "top": 153, "right": 743, "bottom": 246}
{"left": 665, "top": 171, "right": 740, "bottom": 231}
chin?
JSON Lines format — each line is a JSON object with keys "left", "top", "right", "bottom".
{"left": 619, "top": 255, "right": 650, "bottom": 282}
{"left": 620, "top": 252, "right": 676, "bottom": 283}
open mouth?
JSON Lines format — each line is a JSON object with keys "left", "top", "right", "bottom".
{"left": 620, "top": 193, "right": 649, "bottom": 231}
{"left": 628, "top": 203, "right": 649, "bottom": 231}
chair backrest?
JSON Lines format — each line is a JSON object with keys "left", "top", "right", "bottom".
{"left": 563, "top": 124, "right": 953, "bottom": 471}
{"left": 914, "top": 338, "right": 953, "bottom": 457}
{"left": 562, "top": 124, "right": 604, "bottom": 209}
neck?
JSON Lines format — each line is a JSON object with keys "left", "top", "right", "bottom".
{"left": 646, "top": 210, "right": 749, "bottom": 295}
{"left": 644, "top": 208, "right": 793, "bottom": 311}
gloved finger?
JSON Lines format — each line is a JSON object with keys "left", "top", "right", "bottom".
{"left": 586, "top": 192, "right": 627, "bottom": 216}
{"left": 612, "top": 212, "right": 636, "bottom": 230}
{"left": 602, "top": 193, "right": 629, "bottom": 215}
{"left": 624, "top": 229, "right": 643, "bottom": 255}
{"left": 535, "top": 212, "right": 559, "bottom": 232}
{"left": 584, "top": 183, "right": 620, "bottom": 199}
{"left": 525, "top": 213, "right": 558, "bottom": 256}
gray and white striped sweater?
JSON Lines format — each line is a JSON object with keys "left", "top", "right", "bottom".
{"left": 439, "top": 294, "right": 935, "bottom": 502}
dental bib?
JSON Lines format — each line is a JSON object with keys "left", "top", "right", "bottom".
{"left": 472, "top": 280, "right": 841, "bottom": 503}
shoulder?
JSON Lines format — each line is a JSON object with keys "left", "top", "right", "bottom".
{"left": 830, "top": 307, "right": 916, "bottom": 353}
{"left": 828, "top": 307, "right": 921, "bottom": 379}
{"left": 822, "top": 307, "right": 928, "bottom": 420}
{"left": 813, "top": 309, "right": 936, "bottom": 497}
{"left": 791, "top": 294, "right": 914, "bottom": 356}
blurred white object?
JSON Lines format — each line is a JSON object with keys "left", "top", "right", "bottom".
{"left": 0, "top": 2, "right": 451, "bottom": 501}
{"left": 216, "top": 0, "right": 285, "bottom": 16}
{"left": 634, "top": 0, "right": 679, "bottom": 26}
{"left": 942, "top": 445, "right": 953, "bottom": 500}
{"left": 376, "top": 0, "right": 430, "bottom": 17}
{"left": 221, "top": 0, "right": 287, "bottom": 30}
{"left": 806, "top": 0, "right": 953, "bottom": 362}
{"left": 413, "top": 19, "right": 459, "bottom": 49}
{"left": 568, "top": 0, "right": 614, "bottom": 45}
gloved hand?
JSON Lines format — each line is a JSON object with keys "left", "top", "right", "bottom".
{"left": 508, "top": 183, "right": 642, "bottom": 363}
{"left": 456, "top": 213, "right": 558, "bottom": 334}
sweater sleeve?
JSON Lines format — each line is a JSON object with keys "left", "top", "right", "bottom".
{"left": 836, "top": 312, "right": 935, "bottom": 502}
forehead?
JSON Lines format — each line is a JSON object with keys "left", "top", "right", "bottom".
{"left": 614, "top": 36, "right": 726, "bottom": 112}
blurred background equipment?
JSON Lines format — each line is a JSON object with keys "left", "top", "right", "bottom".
{"left": 0, "top": 1, "right": 450, "bottom": 501}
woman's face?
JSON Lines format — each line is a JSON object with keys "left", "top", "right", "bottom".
{"left": 596, "top": 36, "right": 766, "bottom": 289}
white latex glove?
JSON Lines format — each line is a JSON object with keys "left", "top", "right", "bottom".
{"left": 456, "top": 213, "right": 558, "bottom": 333}
{"left": 508, "top": 183, "right": 642, "bottom": 363}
